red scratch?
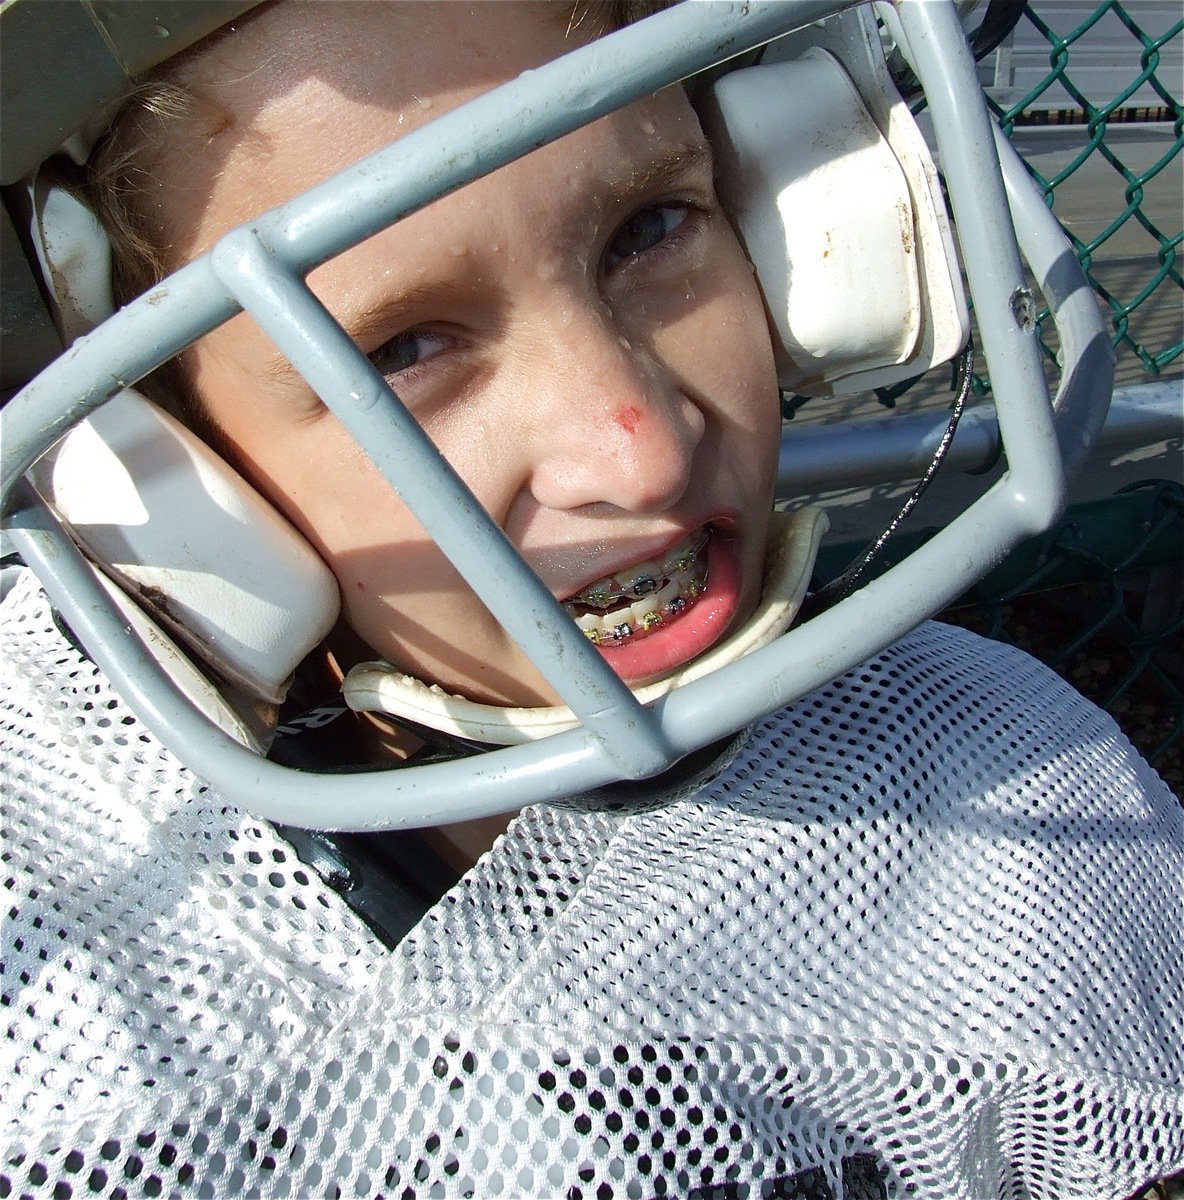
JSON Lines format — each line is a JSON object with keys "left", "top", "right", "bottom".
{"left": 613, "top": 405, "right": 642, "bottom": 435}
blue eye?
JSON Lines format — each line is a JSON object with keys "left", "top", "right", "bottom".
{"left": 369, "top": 331, "right": 439, "bottom": 379}
{"left": 606, "top": 206, "right": 687, "bottom": 270}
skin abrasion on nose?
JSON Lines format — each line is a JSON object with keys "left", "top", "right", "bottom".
{"left": 613, "top": 405, "right": 642, "bottom": 435}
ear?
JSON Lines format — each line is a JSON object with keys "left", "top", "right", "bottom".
{"left": 698, "top": 23, "right": 968, "bottom": 397}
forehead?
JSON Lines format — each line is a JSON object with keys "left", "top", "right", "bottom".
{"left": 150, "top": 1, "right": 610, "bottom": 254}
{"left": 187, "top": 1, "right": 584, "bottom": 115}
{"left": 154, "top": 0, "right": 710, "bottom": 378}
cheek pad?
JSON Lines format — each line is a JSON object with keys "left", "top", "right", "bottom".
{"left": 37, "top": 389, "right": 341, "bottom": 706}
{"left": 28, "top": 180, "right": 340, "bottom": 712}
{"left": 699, "top": 44, "right": 968, "bottom": 397}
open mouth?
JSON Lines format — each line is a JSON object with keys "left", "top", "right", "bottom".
{"left": 342, "top": 506, "right": 828, "bottom": 744}
{"left": 562, "top": 528, "right": 711, "bottom": 646}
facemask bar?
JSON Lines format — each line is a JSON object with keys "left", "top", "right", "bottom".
{"left": 1, "top": 0, "right": 1112, "bottom": 830}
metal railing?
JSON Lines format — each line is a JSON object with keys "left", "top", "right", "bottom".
{"left": 974, "top": 3, "right": 1181, "bottom": 783}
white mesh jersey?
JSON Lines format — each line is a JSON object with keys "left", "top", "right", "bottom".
{"left": 2, "top": 567, "right": 1181, "bottom": 1200}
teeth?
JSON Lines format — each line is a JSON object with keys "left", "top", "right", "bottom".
{"left": 566, "top": 529, "right": 710, "bottom": 610}
{"left": 565, "top": 529, "right": 710, "bottom": 646}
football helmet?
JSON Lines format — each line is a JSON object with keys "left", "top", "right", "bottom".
{"left": 0, "top": 0, "right": 1113, "bottom": 829}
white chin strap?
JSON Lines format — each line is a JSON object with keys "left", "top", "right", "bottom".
{"left": 343, "top": 506, "right": 828, "bottom": 746}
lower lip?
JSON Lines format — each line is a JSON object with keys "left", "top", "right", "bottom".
{"left": 592, "top": 531, "right": 742, "bottom": 685}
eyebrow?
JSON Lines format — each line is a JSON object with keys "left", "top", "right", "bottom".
{"left": 604, "top": 138, "right": 714, "bottom": 207}
{"left": 259, "top": 138, "right": 715, "bottom": 390}
{"left": 260, "top": 281, "right": 454, "bottom": 390}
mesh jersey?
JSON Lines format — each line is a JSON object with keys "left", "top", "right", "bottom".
{"left": 2, "top": 568, "right": 1181, "bottom": 1200}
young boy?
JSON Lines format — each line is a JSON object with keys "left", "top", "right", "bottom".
{"left": 2, "top": 2, "right": 1181, "bottom": 1197}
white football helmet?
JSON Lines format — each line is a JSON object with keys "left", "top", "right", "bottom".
{"left": 0, "top": 0, "right": 1113, "bottom": 830}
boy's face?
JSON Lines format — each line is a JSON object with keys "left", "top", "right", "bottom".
{"left": 151, "top": 1, "right": 779, "bottom": 707}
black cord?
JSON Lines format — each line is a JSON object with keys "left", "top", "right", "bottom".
{"left": 808, "top": 340, "right": 976, "bottom": 613}
{"left": 888, "top": 0, "right": 1028, "bottom": 100}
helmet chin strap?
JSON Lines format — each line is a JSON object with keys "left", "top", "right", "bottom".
{"left": 342, "top": 506, "right": 829, "bottom": 746}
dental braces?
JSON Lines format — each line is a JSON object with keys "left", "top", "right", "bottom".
{"left": 581, "top": 578, "right": 707, "bottom": 646}
{"left": 570, "top": 529, "right": 711, "bottom": 612}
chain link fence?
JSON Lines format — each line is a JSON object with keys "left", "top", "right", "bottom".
{"left": 990, "top": 0, "right": 1182, "bottom": 384}
{"left": 965, "top": 1, "right": 1182, "bottom": 788}
{"left": 940, "top": 480, "right": 1183, "bottom": 793}
{"left": 809, "top": 1, "right": 1183, "bottom": 790}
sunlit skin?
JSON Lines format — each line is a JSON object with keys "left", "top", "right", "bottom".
{"left": 135, "top": 1, "right": 780, "bottom": 709}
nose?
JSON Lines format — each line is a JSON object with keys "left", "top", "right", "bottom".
{"left": 524, "top": 308, "right": 706, "bottom": 515}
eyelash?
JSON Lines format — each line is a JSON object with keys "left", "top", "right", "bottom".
{"left": 368, "top": 330, "right": 450, "bottom": 384}
{"left": 603, "top": 202, "right": 701, "bottom": 274}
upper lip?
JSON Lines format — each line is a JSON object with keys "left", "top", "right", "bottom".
{"left": 555, "top": 520, "right": 726, "bottom": 604}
